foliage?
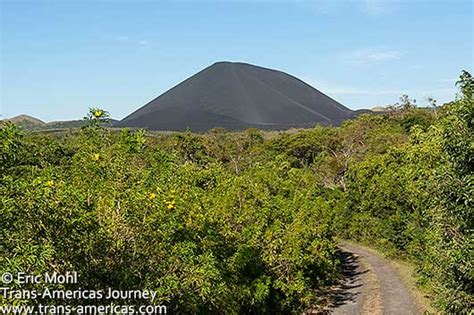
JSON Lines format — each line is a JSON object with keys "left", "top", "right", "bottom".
{"left": 1, "top": 116, "right": 340, "bottom": 313}
{"left": 341, "top": 71, "right": 473, "bottom": 312}
{"left": 83, "top": 107, "right": 111, "bottom": 129}
{"left": 1, "top": 71, "right": 472, "bottom": 313}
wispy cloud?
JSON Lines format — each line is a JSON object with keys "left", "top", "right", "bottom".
{"left": 322, "top": 87, "right": 402, "bottom": 96}
{"left": 438, "top": 78, "right": 457, "bottom": 84}
{"left": 327, "top": 86, "right": 455, "bottom": 98}
{"left": 303, "top": 0, "right": 396, "bottom": 17}
{"left": 305, "top": 0, "right": 340, "bottom": 16}
{"left": 303, "top": 77, "right": 456, "bottom": 99}
{"left": 344, "top": 48, "right": 402, "bottom": 65}
{"left": 362, "top": 0, "right": 394, "bottom": 16}
{"left": 303, "top": 77, "right": 402, "bottom": 96}
{"left": 116, "top": 35, "right": 150, "bottom": 46}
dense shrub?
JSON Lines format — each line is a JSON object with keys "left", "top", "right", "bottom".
{"left": 1, "top": 71, "right": 471, "bottom": 313}
{"left": 342, "top": 71, "right": 473, "bottom": 312}
{"left": 0, "top": 119, "right": 340, "bottom": 313}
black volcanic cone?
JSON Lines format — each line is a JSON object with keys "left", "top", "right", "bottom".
{"left": 119, "top": 61, "right": 354, "bottom": 131}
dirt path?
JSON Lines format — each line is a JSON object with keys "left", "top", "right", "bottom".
{"left": 328, "top": 242, "right": 421, "bottom": 315}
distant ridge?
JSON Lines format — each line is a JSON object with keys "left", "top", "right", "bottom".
{"left": 2, "top": 115, "right": 119, "bottom": 131}
{"left": 119, "top": 61, "right": 360, "bottom": 131}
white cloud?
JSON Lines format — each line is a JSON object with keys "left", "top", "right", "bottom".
{"left": 344, "top": 48, "right": 402, "bottom": 65}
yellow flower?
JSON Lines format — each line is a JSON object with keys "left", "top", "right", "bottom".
{"left": 46, "top": 180, "right": 54, "bottom": 187}
{"left": 147, "top": 192, "right": 156, "bottom": 201}
{"left": 93, "top": 110, "right": 103, "bottom": 118}
{"left": 93, "top": 153, "right": 100, "bottom": 161}
{"left": 166, "top": 199, "right": 175, "bottom": 209}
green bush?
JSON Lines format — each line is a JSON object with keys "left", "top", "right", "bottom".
{"left": 1, "top": 118, "right": 340, "bottom": 313}
{"left": 1, "top": 72, "right": 471, "bottom": 313}
{"left": 342, "top": 71, "right": 473, "bottom": 312}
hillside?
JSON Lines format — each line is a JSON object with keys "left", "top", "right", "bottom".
{"left": 119, "top": 62, "right": 359, "bottom": 131}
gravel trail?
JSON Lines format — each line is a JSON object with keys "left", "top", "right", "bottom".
{"left": 328, "top": 242, "right": 421, "bottom": 315}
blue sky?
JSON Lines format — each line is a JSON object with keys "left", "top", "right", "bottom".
{"left": 1, "top": 0, "right": 473, "bottom": 121}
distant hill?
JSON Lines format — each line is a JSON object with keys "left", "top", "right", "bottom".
{"left": 119, "top": 61, "right": 362, "bottom": 131}
{"left": 371, "top": 106, "right": 389, "bottom": 112}
{"left": 4, "top": 115, "right": 46, "bottom": 129}
{"left": 2, "top": 115, "right": 119, "bottom": 131}
{"left": 42, "top": 120, "right": 89, "bottom": 130}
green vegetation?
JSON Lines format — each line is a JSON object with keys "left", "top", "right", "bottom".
{"left": 1, "top": 71, "right": 472, "bottom": 313}
{"left": 341, "top": 71, "right": 473, "bottom": 313}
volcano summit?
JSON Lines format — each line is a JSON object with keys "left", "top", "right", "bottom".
{"left": 119, "top": 62, "right": 358, "bottom": 131}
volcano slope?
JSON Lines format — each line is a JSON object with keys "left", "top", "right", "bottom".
{"left": 118, "top": 61, "right": 360, "bottom": 131}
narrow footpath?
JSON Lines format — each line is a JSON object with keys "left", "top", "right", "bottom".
{"left": 328, "top": 242, "right": 422, "bottom": 315}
